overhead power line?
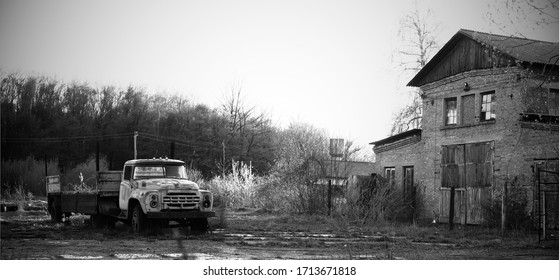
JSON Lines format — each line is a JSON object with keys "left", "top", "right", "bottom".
{"left": 1, "top": 132, "right": 135, "bottom": 143}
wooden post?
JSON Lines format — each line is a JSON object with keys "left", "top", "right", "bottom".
{"left": 501, "top": 180, "right": 508, "bottom": 235}
{"left": 449, "top": 186, "right": 455, "bottom": 230}
{"left": 328, "top": 179, "right": 332, "bottom": 216}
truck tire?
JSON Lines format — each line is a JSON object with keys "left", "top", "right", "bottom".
{"left": 190, "top": 218, "right": 209, "bottom": 233}
{"left": 49, "top": 203, "right": 63, "bottom": 223}
{"left": 106, "top": 217, "right": 116, "bottom": 229}
{"left": 130, "top": 204, "right": 146, "bottom": 233}
{"left": 90, "top": 214, "right": 107, "bottom": 228}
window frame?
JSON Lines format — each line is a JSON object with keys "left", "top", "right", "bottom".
{"left": 480, "top": 91, "right": 496, "bottom": 121}
{"left": 444, "top": 97, "right": 458, "bottom": 126}
{"left": 403, "top": 166, "right": 415, "bottom": 206}
{"left": 384, "top": 167, "right": 396, "bottom": 186}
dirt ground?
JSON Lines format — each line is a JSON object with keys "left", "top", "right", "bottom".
{"left": 1, "top": 202, "right": 558, "bottom": 260}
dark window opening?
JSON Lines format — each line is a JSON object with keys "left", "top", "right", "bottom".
{"left": 123, "top": 166, "right": 132, "bottom": 180}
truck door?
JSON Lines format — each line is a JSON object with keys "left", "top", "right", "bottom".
{"left": 119, "top": 165, "right": 133, "bottom": 211}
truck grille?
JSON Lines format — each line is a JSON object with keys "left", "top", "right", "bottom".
{"left": 163, "top": 192, "right": 200, "bottom": 208}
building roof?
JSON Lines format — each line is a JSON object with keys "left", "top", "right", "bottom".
{"left": 369, "top": 128, "right": 422, "bottom": 146}
{"left": 408, "top": 29, "right": 559, "bottom": 87}
{"left": 459, "top": 29, "right": 559, "bottom": 65}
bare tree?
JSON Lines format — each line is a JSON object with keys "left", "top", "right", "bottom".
{"left": 485, "top": 0, "right": 559, "bottom": 40}
{"left": 220, "top": 85, "right": 275, "bottom": 173}
{"left": 391, "top": 2, "right": 440, "bottom": 135}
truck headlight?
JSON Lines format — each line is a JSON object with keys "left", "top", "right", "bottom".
{"left": 203, "top": 195, "right": 211, "bottom": 208}
{"left": 149, "top": 200, "right": 158, "bottom": 208}
{"left": 147, "top": 193, "right": 159, "bottom": 208}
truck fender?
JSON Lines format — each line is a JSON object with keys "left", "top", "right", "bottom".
{"left": 127, "top": 198, "right": 146, "bottom": 216}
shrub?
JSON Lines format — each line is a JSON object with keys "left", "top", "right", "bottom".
{"left": 1, "top": 185, "right": 32, "bottom": 203}
{"left": 202, "top": 160, "right": 257, "bottom": 209}
{"left": 342, "top": 175, "right": 426, "bottom": 225}
{"left": 482, "top": 178, "right": 532, "bottom": 230}
{"left": 1, "top": 156, "right": 59, "bottom": 196}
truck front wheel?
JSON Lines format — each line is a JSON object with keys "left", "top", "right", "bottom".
{"left": 49, "top": 203, "right": 63, "bottom": 223}
{"left": 130, "top": 204, "right": 146, "bottom": 233}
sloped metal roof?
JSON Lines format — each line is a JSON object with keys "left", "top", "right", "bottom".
{"left": 408, "top": 29, "right": 559, "bottom": 87}
{"left": 459, "top": 29, "right": 559, "bottom": 65}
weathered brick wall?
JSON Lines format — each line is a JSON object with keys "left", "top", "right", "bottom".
{"left": 419, "top": 67, "right": 559, "bottom": 220}
{"left": 373, "top": 138, "right": 428, "bottom": 219}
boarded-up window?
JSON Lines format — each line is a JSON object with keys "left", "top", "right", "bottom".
{"left": 523, "top": 87, "right": 548, "bottom": 114}
{"left": 461, "top": 94, "right": 475, "bottom": 125}
{"left": 403, "top": 166, "right": 415, "bottom": 207}
{"left": 549, "top": 89, "right": 559, "bottom": 116}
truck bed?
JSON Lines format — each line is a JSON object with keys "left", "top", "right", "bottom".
{"left": 48, "top": 171, "right": 122, "bottom": 215}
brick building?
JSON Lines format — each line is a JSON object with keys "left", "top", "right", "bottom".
{"left": 371, "top": 29, "right": 559, "bottom": 224}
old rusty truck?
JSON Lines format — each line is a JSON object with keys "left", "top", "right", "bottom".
{"left": 46, "top": 158, "right": 215, "bottom": 233}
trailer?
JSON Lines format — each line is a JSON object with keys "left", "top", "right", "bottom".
{"left": 47, "top": 158, "right": 215, "bottom": 233}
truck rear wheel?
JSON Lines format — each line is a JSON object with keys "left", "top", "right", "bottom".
{"left": 130, "top": 204, "right": 146, "bottom": 233}
{"left": 49, "top": 203, "right": 63, "bottom": 223}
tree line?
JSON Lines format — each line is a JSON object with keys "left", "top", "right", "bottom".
{"left": 0, "top": 73, "right": 279, "bottom": 179}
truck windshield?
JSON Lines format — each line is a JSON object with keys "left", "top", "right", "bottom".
{"left": 133, "top": 165, "right": 188, "bottom": 179}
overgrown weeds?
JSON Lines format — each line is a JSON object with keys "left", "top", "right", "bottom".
{"left": 482, "top": 178, "right": 533, "bottom": 231}
{"left": 341, "top": 175, "right": 427, "bottom": 225}
{"left": 1, "top": 185, "right": 33, "bottom": 203}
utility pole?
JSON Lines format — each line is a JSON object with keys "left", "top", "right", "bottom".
{"left": 96, "top": 141, "right": 100, "bottom": 172}
{"left": 134, "top": 131, "right": 138, "bottom": 159}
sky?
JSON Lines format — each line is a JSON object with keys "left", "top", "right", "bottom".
{"left": 1, "top": 0, "right": 558, "bottom": 158}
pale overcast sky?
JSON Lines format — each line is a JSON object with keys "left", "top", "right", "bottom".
{"left": 1, "top": 0, "right": 557, "bottom": 157}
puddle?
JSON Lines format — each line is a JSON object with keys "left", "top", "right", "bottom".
{"left": 224, "top": 233, "right": 255, "bottom": 238}
{"left": 113, "top": 253, "right": 162, "bottom": 259}
{"left": 60, "top": 254, "right": 104, "bottom": 260}
{"left": 47, "top": 241, "right": 69, "bottom": 245}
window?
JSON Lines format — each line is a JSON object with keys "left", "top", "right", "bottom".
{"left": 480, "top": 91, "right": 496, "bottom": 121}
{"left": 384, "top": 167, "right": 395, "bottom": 186}
{"left": 134, "top": 166, "right": 165, "bottom": 179}
{"left": 549, "top": 89, "right": 559, "bottom": 116}
{"left": 445, "top": 98, "right": 457, "bottom": 125}
{"left": 132, "top": 165, "right": 188, "bottom": 179}
{"left": 123, "top": 166, "right": 132, "bottom": 180}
